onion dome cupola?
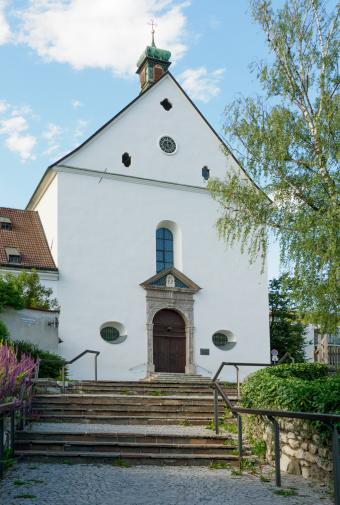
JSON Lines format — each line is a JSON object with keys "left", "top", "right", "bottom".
{"left": 136, "top": 25, "right": 171, "bottom": 93}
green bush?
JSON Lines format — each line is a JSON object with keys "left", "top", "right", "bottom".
{"left": 242, "top": 363, "right": 339, "bottom": 414}
{"left": 262, "top": 362, "right": 328, "bottom": 381}
{"left": 1, "top": 337, "right": 66, "bottom": 380}
{"left": 14, "top": 340, "right": 66, "bottom": 380}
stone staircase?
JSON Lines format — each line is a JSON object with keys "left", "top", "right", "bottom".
{"left": 14, "top": 378, "right": 245, "bottom": 466}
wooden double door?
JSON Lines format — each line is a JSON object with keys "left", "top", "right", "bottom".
{"left": 153, "top": 309, "right": 186, "bottom": 373}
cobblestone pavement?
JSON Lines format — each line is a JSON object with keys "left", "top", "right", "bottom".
{"left": 0, "top": 463, "right": 333, "bottom": 505}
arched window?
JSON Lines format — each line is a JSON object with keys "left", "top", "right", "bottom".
{"left": 156, "top": 228, "right": 173, "bottom": 273}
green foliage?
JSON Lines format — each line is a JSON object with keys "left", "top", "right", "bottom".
{"left": 273, "top": 488, "right": 298, "bottom": 497}
{"left": 209, "top": 461, "right": 230, "bottom": 470}
{"left": 208, "top": 0, "right": 339, "bottom": 332}
{"left": 0, "top": 320, "right": 9, "bottom": 340}
{"left": 3, "top": 447, "right": 16, "bottom": 470}
{"left": 14, "top": 340, "right": 66, "bottom": 380}
{"left": 269, "top": 276, "right": 307, "bottom": 362}
{"left": 241, "top": 364, "right": 340, "bottom": 420}
{"left": 0, "top": 271, "right": 57, "bottom": 312}
{"left": 251, "top": 440, "right": 267, "bottom": 460}
{"left": 266, "top": 362, "right": 328, "bottom": 380}
{"left": 0, "top": 271, "right": 63, "bottom": 379}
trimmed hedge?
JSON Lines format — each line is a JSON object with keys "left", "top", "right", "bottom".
{"left": 241, "top": 363, "right": 340, "bottom": 415}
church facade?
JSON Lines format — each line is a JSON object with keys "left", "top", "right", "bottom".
{"left": 2, "top": 43, "right": 270, "bottom": 380}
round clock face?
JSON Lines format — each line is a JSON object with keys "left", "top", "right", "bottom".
{"left": 159, "top": 136, "right": 177, "bottom": 154}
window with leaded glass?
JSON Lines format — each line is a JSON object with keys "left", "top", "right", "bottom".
{"left": 156, "top": 227, "right": 173, "bottom": 273}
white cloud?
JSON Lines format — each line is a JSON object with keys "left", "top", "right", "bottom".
{"left": 43, "top": 122, "right": 62, "bottom": 142}
{"left": 0, "top": 1, "right": 11, "bottom": 45}
{"left": 17, "top": 0, "right": 188, "bottom": 76}
{"left": 179, "top": 66, "right": 225, "bottom": 103}
{"left": 74, "top": 118, "right": 88, "bottom": 140}
{"left": 71, "top": 99, "right": 82, "bottom": 109}
{"left": 42, "top": 122, "right": 62, "bottom": 158}
{"left": 0, "top": 116, "right": 28, "bottom": 135}
{"left": 43, "top": 143, "right": 59, "bottom": 156}
{"left": 0, "top": 100, "right": 8, "bottom": 114}
{"left": 0, "top": 114, "right": 36, "bottom": 161}
{"left": 5, "top": 133, "right": 36, "bottom": 161}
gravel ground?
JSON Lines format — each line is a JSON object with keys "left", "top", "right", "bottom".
{"left": 0, "top": 463, "right": 333, "bottom": 505}
{"left": 26, "top": 422, "right": 225, "bottom": 437}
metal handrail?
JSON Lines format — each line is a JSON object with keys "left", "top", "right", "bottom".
{"left": 61, "top": 350, "right": 100, "bottom": 392}
{"left": 0, "top": 399, "right": 31, "bottom": 479}
{"left": 213, "top": 361, "right": 271, "bottom": 399}
{"left": 277, "top": 352, "right": 295, "bottom": 364}
{"left": 212, "top": 362, "right": 340, "bottom": 505}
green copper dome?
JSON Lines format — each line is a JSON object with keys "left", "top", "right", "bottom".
{"left": 137, "top": 46, "right": 171, "bottom": 68}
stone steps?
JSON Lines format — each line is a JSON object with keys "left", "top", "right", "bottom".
{"left": 64, "top": 380, "right": 231, "bottom": 397}
{"left": 28, "top": 414, "right": 227, "bottom": 425}
{"left": 15, "top": 450, "right": 243, "bottom": 466}
{"left": 15, "top": 439, "right": 239, "bottom": 456}
{"left": 19, "top": 379, "right": 241, "bottom": 466}
{"left": 16, "top": 431, "right": 230, "bottom": 445}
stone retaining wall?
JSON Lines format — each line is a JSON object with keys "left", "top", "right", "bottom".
{"left": 247, "top": 417, "right": 332, "bottom": 482}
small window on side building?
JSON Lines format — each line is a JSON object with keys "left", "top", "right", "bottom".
{"left": 0, "top": 217, "right": 12, "bottom": 230}
{"left": 5, "top": 247, "right": 21, "bottom": 264}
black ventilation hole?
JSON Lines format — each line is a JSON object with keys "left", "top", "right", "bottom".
{"left": 122, "top": 152, "right": 131, "bottom": 167}
{"left": 160, "top": 98, "right": 172, "bottom": 111}
{"left": 202, "top": 166, "right": 210, "bottom": 180}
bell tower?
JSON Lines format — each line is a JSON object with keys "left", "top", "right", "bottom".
{"left": 136, "top": 21, "right": 172, "bottom": 93}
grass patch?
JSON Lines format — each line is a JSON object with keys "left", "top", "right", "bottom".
{"left": 27, "top": 466, "right": 38, "bottom": 470}
{"left": 209, "top": 461, "right": 230, "bottom": 470}
{"left": 3, "top": 448, "right": 16, "bottom": 470}
{"left": 231, "top": 468, "right": 243, "bottom": 476}
{"left": 273, "top": 488, "right": 298, "bottom": 497}
{"left": 223, "top": 438, "right": 237, "bottom": 446}
{"left": 61, "top": 459, "right": 73, "bottom": 465}
{"left": 14, "top": 494, "right": 36, "bottom": 499}
{"left": 13, "top": 480, "right": 27, "bottom": 486}
{"left": 149, "top": 390, "right": 163, "bottom": 396}
{"left": 251, "top": 441, "right": 266, "bottom": 460}
{"left": 259, "top": 475, "right": 271, "bottom": 483}
{"left": 28, "top": 479, "right": 44, "bottom": 484}
{"left": 240, "top": 459, "right": 257, "bottom": 471}
{"left": 112, "top": 458, "right": 130, "bottom": 468}
{"left": 224, "top": 423, "right": 238, "bottom": 434}
{"left": 180, "top": 419, "right": 192, "bottom": 426}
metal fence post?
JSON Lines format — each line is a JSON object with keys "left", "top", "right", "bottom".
{"left": 268, "top": 416, "right": 281, "bottom": 487}
{"left": 0, "top": 416, "right": 4, "bottom": 479}
{"left": 62, "top": 365, "right": 65, "bottom": 393}
{"left": 331, "top": 423, "right": 340, "bottom": 505}
{"left": 235, "top": 366, "right": 240, "bottom": 399}
{"left": 94, "top": 354, "right": 98, "bottom": 381}
{"left": 214, "top": 387, "right": 219, "bottom": 434}
{"left": 237, "top": 414, "right": 243, "bottom": 468}
{"left": 10, "top": 411, "right": 15, "bottom": 456}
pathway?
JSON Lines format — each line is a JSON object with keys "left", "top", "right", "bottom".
{"left": 0, "top": 462, "right": 333, "bottom": 505}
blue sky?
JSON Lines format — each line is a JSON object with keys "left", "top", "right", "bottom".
{"left": 0, "top": 0, "right": 282, "bottom": 275}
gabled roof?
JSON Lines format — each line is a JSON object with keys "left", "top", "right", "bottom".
{"left": 27, "top": 71, "right": 265, "bottom": 209}
{"left": 0, "top": 207, "right": 57, "bottom": 271}
{"left": 141, "top": 267, "right": 201, "bottom": 293}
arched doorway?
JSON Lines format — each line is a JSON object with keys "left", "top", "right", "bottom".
{"left": 153, "top": 309, "right": 186, "bottom": 373}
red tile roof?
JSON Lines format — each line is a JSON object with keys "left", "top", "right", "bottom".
{"left": 0, "top": 207, "right": 57, "bottom": 271}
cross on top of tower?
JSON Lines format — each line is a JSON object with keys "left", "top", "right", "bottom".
{"left": 148, "top": 19, "right": 157, "bottom": 47}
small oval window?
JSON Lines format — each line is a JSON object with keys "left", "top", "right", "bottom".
{"left": 100, "top": 322, "right": 127, "bottom": 344}
{"left": 212, "top": 330, "right": 236, "bottom": 351}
